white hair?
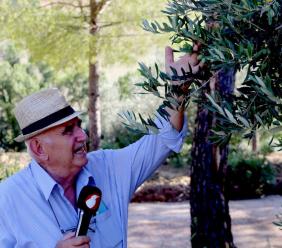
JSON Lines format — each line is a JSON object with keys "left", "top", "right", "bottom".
{"left": 24, "top": 134, "right": 52, "bottom": 160}
{"left": 25, "top": 140, "right": 34, "bottom": 158}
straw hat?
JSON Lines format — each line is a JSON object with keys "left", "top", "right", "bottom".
{"left": 14, "top": 88, "right": 83, "bottom": 142}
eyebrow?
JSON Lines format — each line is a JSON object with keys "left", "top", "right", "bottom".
{"left": 62, "top": 123, "right": 75, "bottom": 135}
{"left": 77, "top": 118, "right": 82, "bottom": 127}
{"left": 61, "top": 119, "right": 82, "bottom": 135}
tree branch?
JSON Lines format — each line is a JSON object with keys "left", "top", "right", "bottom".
{"left": 97, "top": 33, "right": 165, "bottom": 38}
{"left": 98, "top": 21, "right": 123, "bottom": 29}
{"left": 98, "top": 14, "right": 164, "bottom": 30}
{"left": 95, "top": 0, "right": 111, "bottom": 14}
{"left": 77, "top": 0, "right": 88, "bottom": 22}
{"left": 40, "top": 1, "right": 90, "bottom": 8}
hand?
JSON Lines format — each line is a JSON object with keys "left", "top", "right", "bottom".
{"left": 165, "top": 43, "right": 204, "bottom": 105}
{"left": 55, "top": 232, "right": 91, "bottom": 248}
{"left": 164, "top": 44, "right": 205, "bottom": 131}
{"left": 165, "top": 43, "right": 204, "bottom": 91}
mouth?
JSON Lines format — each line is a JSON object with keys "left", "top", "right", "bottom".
{"left": 74, "top": 144, "right": 87, "bottom": 156}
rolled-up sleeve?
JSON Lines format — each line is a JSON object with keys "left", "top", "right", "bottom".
{"left": 109, "top": 115, "right": 188, "bottom": 198}
{"left": 154, "top": 114, "right": 188, "bottom": 153}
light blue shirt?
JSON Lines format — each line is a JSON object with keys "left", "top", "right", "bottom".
{"left": 0, "top": 117, "right": 187, "bottom": 248}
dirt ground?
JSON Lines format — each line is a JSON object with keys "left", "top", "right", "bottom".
{"left": 129, "top": 153, "right": 282, "bottom": 248}
{"left": 128, "top": 195, "right": 282, "bottom": 248}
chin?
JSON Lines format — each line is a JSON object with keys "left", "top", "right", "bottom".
{"left": 73, "top": 153, "right": 88, "bottom": 167}
{"left": 79, "top": 157, "right": 88, "bottom": 167}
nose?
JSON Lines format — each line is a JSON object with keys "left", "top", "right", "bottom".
{"left": 75, "top": 126, "right": 88, "bottom": 142}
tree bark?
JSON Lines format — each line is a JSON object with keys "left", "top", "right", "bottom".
{"left": 88, "top": 61, "right": 101, "bottom": 150}
{"left": 87, "top": 0, "right": 105, "bottom": 151}
{"left": 252, "top": 131, "right": 259, "bottom": 153}
{"left": 190, "top": 68, "right": 236, "bottom": 248}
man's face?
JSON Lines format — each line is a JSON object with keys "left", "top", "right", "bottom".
{"left": 39, "top": 117, "right": 88, "bottom": 176}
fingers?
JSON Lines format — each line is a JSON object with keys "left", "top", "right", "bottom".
{"left": 56, "top": 234, "right": 90, "bottom": 248}
{"left": 165, "top": 44, "right": 204, "bottom": 77}
{"left": 165, "top": 46, "right": 174, "bottom": 64}
{"left": 72, "top": 236, "right": 91, "bottom": 246}
{"left": 192, "top": 42, "right": 201, "bottom": 52}
{"left": 62, "top": 231, "right": 75, "bottom": 240}
{"left": 78, "top": 245, "right": 89, "bottom": 248}
{"left": 187, "top": 53, "right": 199, "bottom": 66}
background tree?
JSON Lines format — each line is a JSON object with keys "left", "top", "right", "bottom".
{"left": 0, "top": 41, "right": 89, "bottom": 151}
{"left": 0, "top": 0, "right": 168, "bottom": 150}
{"left": 0, "top": 42, "right": 50, "bottom": 151}
{"left": 189, "top": 69, "right": 236, "bottom": 247}
{"left": 121, "top": 0, "right": 281, "bottom": 246}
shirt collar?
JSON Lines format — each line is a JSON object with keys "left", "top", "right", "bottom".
{"left": 29, "top": 159, "right": 57, "bottom": 200}
{"left": 30, "top": 160, "right": 95, "bottom": 201}
{"left": 75, "top": 166, "right": 95, "bottom": 200}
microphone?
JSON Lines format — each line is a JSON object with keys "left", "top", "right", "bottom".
{"left": 75, "top": 185, "right": 102, "bottom": 237}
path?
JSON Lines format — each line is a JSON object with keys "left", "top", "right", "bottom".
{"left": 128, "top": 195, "right": 282, "bottom": 248}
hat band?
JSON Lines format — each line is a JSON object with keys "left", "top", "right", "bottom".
{"left": 22, "top": 106, "right": 75, "bottom": 135}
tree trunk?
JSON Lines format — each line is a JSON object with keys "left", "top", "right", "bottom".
{"left": 252, "top": 131, "right": 259, "bottom": 153}
{"left": 88, "top": 61, "right": 101, "bottom": 150}
{"left": 190, "top": 68, "right": 236, "bottom": 248}
{"left": 88, "top": 0, "right": 105, "bottom": 151}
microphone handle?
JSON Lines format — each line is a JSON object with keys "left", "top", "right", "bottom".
{"left": 75, "top": 210, "right": 92, "bottom": 236}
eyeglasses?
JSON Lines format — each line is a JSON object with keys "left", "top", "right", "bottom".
{"left": 48, "top": 200, "right": 97, "bottom": 235}
{"left": 60, "top": 219, "right": 97, "bottom": 234}
{"left": 28, "top": 165, "right": 97, "bottom": 235}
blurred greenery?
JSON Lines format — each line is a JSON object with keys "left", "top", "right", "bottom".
{"left": 0, "top": 0, "right": 170, "bottom": 151}
{"left": 0, "top": 0, "right": 168, "bottom": 70}
{"left": 0, "top": 42, "right": 89, "bottom": 151}
{"left": 0, "top": 164, "right": 20, "bottom": 182}
{"left": 226, "top": 150, "right": 276, "bottom": 199}
{"left": 101, "top": 126, "right": 143, "bottom": 149}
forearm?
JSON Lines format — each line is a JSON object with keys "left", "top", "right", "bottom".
{"left": 164, "top": 45, "right": 199, "bottom": 132}
{"left": 166, "top": 106, "right": 185, "bottom": 132}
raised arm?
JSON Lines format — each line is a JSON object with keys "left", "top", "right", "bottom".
{"left": 165, "top": 44, "right": 203, "bottom": 131}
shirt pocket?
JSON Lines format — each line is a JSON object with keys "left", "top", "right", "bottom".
{"left": 90, "top": 209, "right": 123, "bottom": 248}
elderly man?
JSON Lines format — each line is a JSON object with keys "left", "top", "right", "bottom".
{"left": 0, "top": 47, "right": 201, "bottom": 248}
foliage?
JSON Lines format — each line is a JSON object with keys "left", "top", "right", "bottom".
{"left": 97, "top": 0, "right": 169, "bottom": 65}
{"left": 0, "top": 42, "right": 88, "bottom": 151}
{"left": 0, "top": 152, "right": 28, "bottom": 181}
{"left": 166, "top": 151, "right": 190, "bottom": 168}
{"left": 273, "top": 137, "right": 282, "bottom": 151}
{"left": 121, "top": 0, "right": 281, "bottom": 148}
{"left": 117, "top": 73, "right": 134, "bottom": 100}
{"left": 225, "top": 151, "right": 276, "bottom": 199}
{"left": 0, "top": 0, "right": 168, "bottom": 70}
{"left": 0, "top": 42, "right": 49, "bottom": 151}
{"left": 166, "top": 140, "right": 192, "bottom": 168}
{"left": 260, "top": 141, "right": 275, "bottom": 155}
{"left": 0, "top": 0, "right": 169, "bottom": 151}
{"left": 0, "top": 163, "right": 20, "bottom": 182}
{"left": 100, "top": 126, "right": 143, "bottom": 149}
{"left": 0, "top": 0, "right": 88, "bottom": 70}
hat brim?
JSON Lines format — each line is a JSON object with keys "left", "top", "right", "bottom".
{"left": 14, "top": 111, "right": 84, "bottom": 142}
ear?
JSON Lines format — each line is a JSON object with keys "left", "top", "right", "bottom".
{"left": 29, "top": 138, "right": 48, "bottom": 161}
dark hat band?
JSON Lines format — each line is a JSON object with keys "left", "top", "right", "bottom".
{"left": 22, "top": 106, "right": 75, "bottom": 135}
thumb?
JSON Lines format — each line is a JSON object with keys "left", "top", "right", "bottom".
{"left": 165, "top": 46, "right": 174, "bottom": 65}
{"left": 62, "top": 231, "right": 75, "bottom": 240}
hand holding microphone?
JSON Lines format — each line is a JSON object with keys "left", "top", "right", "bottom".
{"left": 75, "top": 185, "right": 102, "bottom": 237}
{"left": 55, "top": 232, "right": 91, "bottom": 248}
{"left": 55, "top": 186, "right": 101, "bottom": 248}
